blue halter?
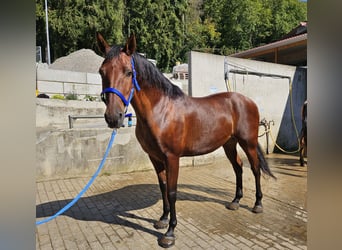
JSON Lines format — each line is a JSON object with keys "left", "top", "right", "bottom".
{"left": 101, "top": 56, "right": 141, "bottom": 109}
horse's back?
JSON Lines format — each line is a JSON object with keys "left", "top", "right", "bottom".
{"left": 192, "top": 91, "right": 257, "bottom": 109}
{"left": 195, "top": 91, "right": 260, "bottom": 125}
{"left": 188, "top": 91, "right": 259, "bottom": 124}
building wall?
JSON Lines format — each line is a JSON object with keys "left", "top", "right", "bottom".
{"left": 36, "top": 99, "right": 194, "bottom": 180}
{"left": 189, "top": 51, "right": 307, "bottom": 154}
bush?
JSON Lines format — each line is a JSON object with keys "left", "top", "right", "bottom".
{"left": 51, "top": 94, "right": 65, "bottom": 100}
{"left": 65, "top": 93, "right": 78, "bottom": 100}
{"left": 84, "top": 95, "right": 97, "bottom": 101}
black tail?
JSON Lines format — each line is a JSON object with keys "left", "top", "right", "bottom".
{"left": 257, "top": 144, "right": 276, "bottom": 179}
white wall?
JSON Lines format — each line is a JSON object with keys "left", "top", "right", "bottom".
{"left": 189, "top": 51, "right": 307, "bottom": 153}
{"left": 36, "top": 68, "right": 102, "bottom": 98}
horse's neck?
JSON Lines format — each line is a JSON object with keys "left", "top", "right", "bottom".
{"left": 131, "top": 86, "right": 166, "bottom": 121}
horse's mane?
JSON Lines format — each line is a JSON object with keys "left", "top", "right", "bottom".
{"left": 105, "top": 45, "right": 122, "bottom": 59}
{"left": 105, "top": 46, "right": 184, "bottom": 99}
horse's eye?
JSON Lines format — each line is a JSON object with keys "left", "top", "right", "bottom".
{"left": 126, "top": 71, "right": 132, "bottom": 77}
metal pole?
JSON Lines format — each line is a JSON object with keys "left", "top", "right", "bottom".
{"left": 44, "top": 0, "right": 51, "bottom": 64}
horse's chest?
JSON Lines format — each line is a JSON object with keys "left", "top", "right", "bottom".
{"left": 135, "top": 124, "right": 164, "bottom": 160}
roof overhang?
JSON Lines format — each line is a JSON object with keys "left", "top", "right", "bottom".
{"left": 230, "top": 33, "right": 307, "bottom": 66}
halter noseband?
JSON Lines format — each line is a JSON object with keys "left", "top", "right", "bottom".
{"left": 101, "top": 56, "right": 141, "bottom": 110}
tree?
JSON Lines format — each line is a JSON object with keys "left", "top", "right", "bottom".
{"left": 36, "top": 0, "right": 125, "bottom": 63}
{"left": 183, "top": 0, "right": 221, "bottom": 54}
{"left": 202, "top": 0, "right": 306, "bottom": 53}
{"left": 125, "top": 0, "right": 187, "bottom": 71}
{"left": 36, "top": 0, "right": 307, "bottom": 69}
{"left": 222, "top": 0, "right": 272, "bottom": 50}
{"left": 268, "top": 0, "right": 307, "bottom": 42}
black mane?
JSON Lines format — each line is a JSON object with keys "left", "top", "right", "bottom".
{"left": 105, "top": 46, "right": 184, "bottom": 99}
{"left": 105, "top": 45, "right": 122, "bottom": 61}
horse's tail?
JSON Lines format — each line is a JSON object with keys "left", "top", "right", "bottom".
{"left": 257, "top": 144, "right": 276, "bottom": 179}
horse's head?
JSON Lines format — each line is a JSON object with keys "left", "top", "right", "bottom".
{"left": 96, "top": 32, "right": 137, "bottom": 128}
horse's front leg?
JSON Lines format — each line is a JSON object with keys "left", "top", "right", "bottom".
{"left": 149, "top": 156, "right": 169, "bottom": 230}
{"left": 158, "top": 154, "right": 179, "bottom": 248}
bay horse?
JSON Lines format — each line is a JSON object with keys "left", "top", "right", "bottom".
{"left": 299, "top": 100, "right": 307, "bottom": 166}
{"left": 96, "top": 33, "right": 276, "bottom": 248}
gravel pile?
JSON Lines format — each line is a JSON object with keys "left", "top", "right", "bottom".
{"left": 49, "top": 49, "right": 104, "bottom": 73}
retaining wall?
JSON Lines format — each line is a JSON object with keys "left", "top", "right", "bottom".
{"left": 36, "top": 67, "right": 102, "bottom": 99}
{"left": 36, "top": 67, "right": 187, "bottom": 98}
{"left": 36, "top": 54, "right": 306, "bottom": 179}
{"left": 36, "top": 99, "right": 222, "bottom": 180}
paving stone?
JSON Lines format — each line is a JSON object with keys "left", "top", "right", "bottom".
{"left": 36, "top": 154, "right": 307, "bottom": 249}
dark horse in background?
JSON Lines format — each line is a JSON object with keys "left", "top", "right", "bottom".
{"left": 96, "top": 33, "right": 276, "bottom": 248}
{"left": 299, "top": 100, "right": 307, "bottom": 166}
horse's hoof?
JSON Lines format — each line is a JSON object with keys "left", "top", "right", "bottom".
{"left": 154, "top": 219, "right": 169, "bottom": 229}
{"left": 252, "top": 205, "right": 263, "bottom": 213}
{"left": 226, "top": 202, "right": 240, "bottom": 210}
{"left": 158, "top": 235, "right": 175, "bottom": 248}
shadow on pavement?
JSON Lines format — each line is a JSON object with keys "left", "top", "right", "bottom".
{"left": 36, "top": 183, "right": 232, "bottom": 238}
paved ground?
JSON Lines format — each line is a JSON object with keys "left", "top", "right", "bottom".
{"left": 36, "top": 153, "right": 307, "bottom": 250}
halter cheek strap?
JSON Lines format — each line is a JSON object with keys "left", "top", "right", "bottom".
{"left": 101, "top": 56, "right": 141, "bottom": 110}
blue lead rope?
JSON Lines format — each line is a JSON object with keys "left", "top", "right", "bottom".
{"left": 36, "top": 129, "right": 117, "bottom": 226}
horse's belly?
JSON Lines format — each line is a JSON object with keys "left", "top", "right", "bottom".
{"left": 182, "top": 144, "right": 222, "bottom": 157}
{"left": 182, "top": 134, "right": 231, "bottom": 157}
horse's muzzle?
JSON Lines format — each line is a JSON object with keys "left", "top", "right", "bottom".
{"left": 104, "top": 112, "right": 124, "bottom": 128}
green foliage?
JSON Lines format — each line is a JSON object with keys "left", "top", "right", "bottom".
{"left": 84, "top": 94, "right": 97, "bottom": 101}
{"left": 268, "top": 0, "right": 307, "bottom": 41}
{"left": 65, "top": 92, "right": 78, "bottom": 100}
{"left": 36, "top": 0, "right": 124, "bottom": 60}
{"left": 125, "top": 0, "right": 188, "bottom": 71}
{"left": 203, "top": 0, "right": 306, "bottom": 53}
{"left": 51, "top": 94, "right": 65, "bottom": 100}
{"left": 36, "top": 0, "right": 307, "bottom": 70}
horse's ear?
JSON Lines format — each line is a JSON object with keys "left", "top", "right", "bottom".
{"left": 96, "top": 32, "right": 111, "bottom": 55}
{"left": 123, "top": 34, "right": 136, "bottom": 56}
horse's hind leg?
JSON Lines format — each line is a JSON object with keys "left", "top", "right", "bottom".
{"left": 223, "top": 138, "right": 244, "bottom": 210}
{"left": 149, "top": 156, "right": 169, "bottom": 229}
{"left": 239, "top": 142, "right": 264, "bottom": 213}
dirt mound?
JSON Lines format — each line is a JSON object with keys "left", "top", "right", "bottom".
{"left": 50, "top": 49, "right": 104, "bottom": 73}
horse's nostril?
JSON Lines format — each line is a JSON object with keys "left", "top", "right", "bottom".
{"left": 104, "top": 112, "right": 124, "bottom": 128}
